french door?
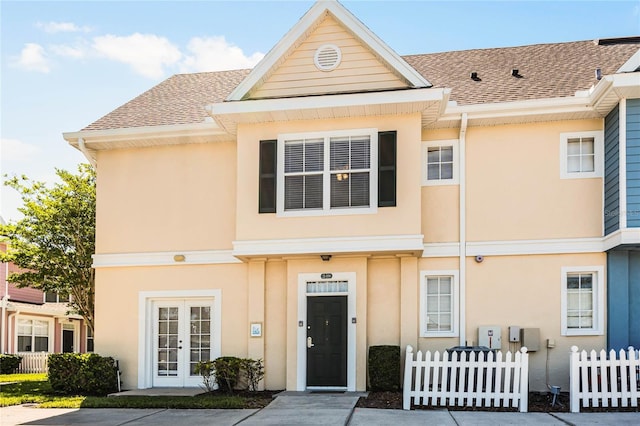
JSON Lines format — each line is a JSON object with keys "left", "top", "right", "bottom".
{"left": 152, "top": 299, "right": 213, "bottom": 387}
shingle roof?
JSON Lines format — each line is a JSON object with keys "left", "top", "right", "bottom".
{"left": 82, "top": 38, "right": 640, "bottom": 131}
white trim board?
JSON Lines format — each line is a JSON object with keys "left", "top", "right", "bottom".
{"left": 93, "top": 250, "right": 241, "bottom": 268}
{"left": 234, "top": 234, "right": 424, "bottom": 258}
{"left": 423, "top": 238, "right": 604, "bottom": 258}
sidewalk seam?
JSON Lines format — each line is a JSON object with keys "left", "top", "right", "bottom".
{"left": 116, "top": 408, "right": 167, "bottom": 426}
{"left": 233, "top": 406, "right": 267, "bottom": 425}
{"left": 548, "top": 412, "right": 575, "bottom": 426}
{"left": 448, "top": 409, "right": 461, "bottom": 426}
{"left": 343, "top": 401, "right": 358, "bottom": 425}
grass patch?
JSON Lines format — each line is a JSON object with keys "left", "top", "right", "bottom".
{"left": 1, "top": 374, "right": 275, "bottom": 409}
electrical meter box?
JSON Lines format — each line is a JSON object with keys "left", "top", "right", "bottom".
{"left": 520, "top": 328, "right": 540, "bottom": 352}
{"left": 509, "top": 326, "right": 521, "bottom": 342}
{"left": 478, "top": 326, "right": 502, "bottom": 349}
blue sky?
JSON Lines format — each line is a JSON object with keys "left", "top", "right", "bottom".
{"left": 1, "top": 0, "right": 639, "bottom": 221}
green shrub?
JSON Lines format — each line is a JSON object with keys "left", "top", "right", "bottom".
{"left": 48, "top": 353, "right": 118, "bottom": 396}
{"left": 241, "top": 358, "right": 264, "bottom": 391}
{"left": 0, "top": 354, "right": 23, "bottom": 374}
{"left": 213, "top": 356, "right": 242, "bottom": 394}
{"left": 368, "top": 345, "right": 400, "bottom": 391}
{"left": 194, "top": 360, "right": 216, "bottom": 392}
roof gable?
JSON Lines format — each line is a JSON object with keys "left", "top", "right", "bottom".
{"left": 226, "top": 0, "right": 430, "bottom": 101}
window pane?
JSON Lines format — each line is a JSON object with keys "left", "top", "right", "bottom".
{"left": 285, "top": 141, "right": 303, "bottom": 173}
{"left": 45, "top": 292, "right": 57, "bottom": 303}
{"left": 350, "top": 137, "right": 370, "bottom": 170}
{"left": 305, "top": 175, "right": 323, "bottom": 209}
{"left": 18, "top": 336, "right": 32, "bottom": 352}
{"left": 427, "top": 147, "right": 440, "bottom": 163}
{"left": 305, "top": 139, "right": 324, "bottom": 172}
{"left": 427, "top": 164, "right": 440, "bottom": 180}
{"left": 58, "top": 293, "right": 70, "bottom": 303}
{"left": 331, "top": 174, "right": 350, "bottom": 208}
{"left": 441, "top": 146, "right": 453, "bottom": 162}
{"left": 567, "top": 275, "right": 580, "bottom": 289}
{"left": 330, "top": 138, "right": 349, "bottom": 170}
{"left": 350, "top": 173, "right": 369, "bottom": 207}
{"left": 34, "top": 337, "right": 48, "bottom": 352}
{"left": 582, "top": 139, "right": 595, "bottom": 154}
{"left": 426, "top": 278, "right": 439, "bottom": 293}
{"left": 427, "top": 296, "right": 439, "bottom": 311}
{"left": 567, "top": 140, "right": 581, "bottom": 155}
{"left": 567, "top": 156, "right": 581, "bottom": 173}
{"left": 285, "top": 176, "right": 303, "bottom": 210}
{"left": 439, "top": 277, "right": 451, "bottom": 293}
{"left": 580, "top": 274, "right": 593, "bottom": 289}
{"left": 440, "top": 295, "right": 452, "bottom": 312}
{"left": 441, "top": 163, "right": 453, "bottom": 179}
{"left": 582, "top": 155, "right": 594, "bottom": 172}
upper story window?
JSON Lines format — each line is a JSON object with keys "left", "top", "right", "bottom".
{"left": 561, "top": 266, "right": 604, "bottom": 336}
{"left": 422, "top": 140, "right": 459, "bottom": 186}
{"left": 44, "top": 292, "right": 70, "bottom": 303}
{"left": 276, "top": 129, "right": 378, "bottom": 216}
{"left": 560, "top": 131, "right": 604, "bottom": 179}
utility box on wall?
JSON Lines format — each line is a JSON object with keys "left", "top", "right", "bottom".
{"left": 478, "top": 326, "right": 502, "bottom": 349}
{"left": 520, "top": 328, "right": 540, "bottom": 352}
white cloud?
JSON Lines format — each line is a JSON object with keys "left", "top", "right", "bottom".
{"left": 0, "top": 138, "right": 40, "bottom": 163}
{"left": 37, "top": 21, "right": 91, "bottom": 33}
{"left": 181, "top": 36, "right": 264, "bottom": 73}
{"left": 50, "top": 43, "right": 87, "bottom": 59}
{"left": 13, "top": 43, "right": 50, "bottom": 73}
{"left": 92, "top": 33, "right": 182, "bottom": 79}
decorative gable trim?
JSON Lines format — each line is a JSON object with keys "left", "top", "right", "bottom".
{"left": 226, "top": 0, "right": 430, "bottom": 101}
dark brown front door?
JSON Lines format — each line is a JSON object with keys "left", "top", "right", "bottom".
{"left": 62, "top": 329, "right": 74, "bottom": 353}
{"left": 306, "top": 296, "right": 347, "bottom": 387}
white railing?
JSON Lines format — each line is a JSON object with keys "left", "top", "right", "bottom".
{"left": 403, "top": 345, "right": 529, "bottom": 412}
{"left": 570, "top": 346, "right": 639, "bottom": 413}
{"left": 16, "top": 352, "right": 49, "bottom": 373}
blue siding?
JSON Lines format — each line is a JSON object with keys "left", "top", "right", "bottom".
{"left": 607, "top": 250, "right": 640, "bottom": 351}
{"left": 604, "top": 105, "right": 619, "bottom": 234}
{"left": 626, "top": 100, "right": 640, "bottom": 227}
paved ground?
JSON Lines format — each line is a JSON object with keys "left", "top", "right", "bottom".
{"left": 2, "top": 395, "right": 640, "bottom": 425}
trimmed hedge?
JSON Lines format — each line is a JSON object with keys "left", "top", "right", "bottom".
{"left": 368, "top": 345, "right": 400, "bottom": 391}
{"left": 48, "top": 353, "right": 118, "bottom": 396}
{"left": 0, "top": 354, "right": 23, "bottom": 374}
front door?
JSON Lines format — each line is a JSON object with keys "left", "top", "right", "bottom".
{"left": 62, "top": 326, "right": 74, "bottom": 353}
{"left": 306, "top": 295, "right": 347, "bottom": 387}
{"left": 152, "top": 299, "right": 213, "bottom": 387}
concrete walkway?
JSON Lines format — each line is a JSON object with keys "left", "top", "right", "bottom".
{"left": 2, "top": 396, "right": 640, "bottom": 425}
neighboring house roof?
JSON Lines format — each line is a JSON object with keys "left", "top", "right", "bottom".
{"left": 81, "top": 38, "right": 640, "bottom": 132}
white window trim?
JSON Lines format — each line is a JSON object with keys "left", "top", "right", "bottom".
{"left": 421, "top": 140, "right": 460, "bottom": 186}
{"left": 559, "top": 131, "right": 604, "bottom": 179}
{"left": 560, "top": 266, "right": 604, "bottom": 336}
{"left": 86, "top": 325, "right": 94, "bottom": 353}
{"left": 420, "top": 270, "right": 459, "bottom": 338}
{"left": 15, "top": 315, "right": 54, "bottom": 353}
{"left": 276, "top": 128, "right": 378, "bottom": 217}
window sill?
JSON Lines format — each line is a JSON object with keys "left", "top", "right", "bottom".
{"left": 420, "top": 332, "right": 459, "bottom": 338}
{"left": 276, "top": 206, "right": 378, "bottom": 218}
{"left": 561, "top": 329, "right": 604, "bottom": 336}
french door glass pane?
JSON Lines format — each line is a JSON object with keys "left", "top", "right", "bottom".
{"left": 189, "top": 306, "right": 212, "bottom": 376}
{"left": 157, "top": 307, "right": 179, "bottom": 377}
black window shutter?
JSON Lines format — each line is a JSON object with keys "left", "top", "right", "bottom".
{"left": 378, "top": 131, "right": 397, "bottom": 207}
{"left": 259, "top": 140, "right": 277, "bottom": 213}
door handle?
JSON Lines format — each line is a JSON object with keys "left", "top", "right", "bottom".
{"left": 307, "top": 336, "right": 315, "bottom": 348}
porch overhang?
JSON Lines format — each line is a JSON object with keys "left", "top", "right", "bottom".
{"left": 232, "top": 234, "right": 425, "bottom": 261}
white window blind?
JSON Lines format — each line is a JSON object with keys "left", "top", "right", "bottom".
{"left": 425, "top": 276, "right": 453, "bottom": 332}
{"left": 566, "top": 273, "right": 593, "bottom": 329}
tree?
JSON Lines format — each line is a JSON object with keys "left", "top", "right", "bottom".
{"left": 0, "top": 164, "right": 96, "bottom": 332}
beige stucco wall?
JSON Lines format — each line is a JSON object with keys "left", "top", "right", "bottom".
{"left": 95, "top": 142, "right": 237, "bottom": 254}
{"left": 235, "top": 114, "right": 423, "bottom": 241}
{"left": 94, "top": 263, "right": 248, "bottom": 390}
{"left": 466, "top": 119, "right": 604, "bottom": 242}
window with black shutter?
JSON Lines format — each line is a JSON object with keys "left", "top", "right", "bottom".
{"left": 378, "top": 131, "right": 396, "bottom": 207}
{"left": 259, "top": 140, "right": 277, "bottom": 213}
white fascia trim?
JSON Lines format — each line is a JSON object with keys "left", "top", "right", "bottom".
{"left": 422, "top": 242, "right": 460, "bottom": 258}
{"left": 617, "top": 49, "right": 640, "bottom": 73}
{"left": 211, "top": 88, "right": 446, "bottom": 117}
{"left": 63, "top": 122, "right": 229, "bottom": 146}
{"left": 226, "top": 1, "right": 429, "bottom": 101}
{"left": 603, "top": 228, "right": 640, "bottom": 251}
{"left": 465, "top": 238, "right": 604, "bottom": 257}
{"left": 92, "top": 250, "right": 242, "bottom": 268}
{"left": 233, "top": 234, "right": 424, "bottom": 257}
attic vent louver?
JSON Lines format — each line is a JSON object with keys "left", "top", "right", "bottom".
{"left": 314, "top": 44, "right": 342, "bottom": 71}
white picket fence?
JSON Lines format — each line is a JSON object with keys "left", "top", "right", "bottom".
{"left": 570, "top": 345, "right": 640, "bottom": 413}
{"left": 403, "top": 345, "right": 529, "bottom": 412}
{"left": 16, "top": 352, "right": 49, "bottom": 373}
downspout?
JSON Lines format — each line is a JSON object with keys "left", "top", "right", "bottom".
{"left": 1, "top": 260, "right": 8, "bottom": 353}
{"left": 459, "top": 113, "right": 468, "bottom": 346}
{"left": 8, "top": 311, "right": 19, "bottom": 353}
{"left": 78, "top": 138, "right": 97, "bottom": 169}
